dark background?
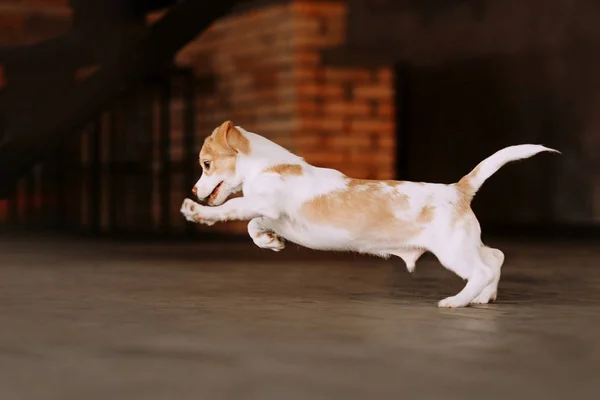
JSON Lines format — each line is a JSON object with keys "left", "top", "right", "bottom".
{"left": 0, "top": 0, "right": 598, "bottom": 237}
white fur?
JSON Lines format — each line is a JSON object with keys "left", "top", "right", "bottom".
{"left": 181, "top": 126, "right": 559, "bottom": 308}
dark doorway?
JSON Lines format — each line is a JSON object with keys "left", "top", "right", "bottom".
{"left": 394, "top": 57, "right": 559, "bottom": 226}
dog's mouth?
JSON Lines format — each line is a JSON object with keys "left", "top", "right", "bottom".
{"left": 207, "top": 181, "right": 224, "bottom": 204}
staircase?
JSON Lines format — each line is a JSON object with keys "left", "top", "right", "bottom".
{"left": 0, "top": 0, "right": 239, "bottom": 198}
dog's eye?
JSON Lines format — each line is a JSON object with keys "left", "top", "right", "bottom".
{"left": 203, "top": 161, "right": 210, "bottom": 169}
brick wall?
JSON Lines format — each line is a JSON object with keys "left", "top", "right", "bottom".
{"left": 174, "top": 1, "right": 395, "bottom": 178}
{"left": 290, "top": 2, "right": 395, "bottom": 180}
{"left": 3, "top": 0, "right": 399, "bottom": 235}
{"left": 174, "top": 0, "right": 396, "bottom": 234}
{"left": 172, "top": 5, "right": 299, "bottom": 149}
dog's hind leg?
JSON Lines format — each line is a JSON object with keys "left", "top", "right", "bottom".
{"left": 437, "top": 254, "right": 494, "bottom": 308}
{"left": 248, "top": 217, "right": 285, "bottom": 252}
{"left": 471, "top": 246, "right": 504, "bottom": 304}
{"left": 433, "top": 240, "right": 494, "bottom": 308}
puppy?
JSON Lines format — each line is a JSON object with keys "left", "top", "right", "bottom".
{"left": 181, "top": 121, "right": 559, "bottom": 308}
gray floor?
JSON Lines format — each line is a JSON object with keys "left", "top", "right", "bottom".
{"left": 0, "top": 234, "right": 599, "bottom": 400}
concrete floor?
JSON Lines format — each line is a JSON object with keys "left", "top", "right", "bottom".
{"left": 0, "top": 234, "right": 599, "bottom": 400}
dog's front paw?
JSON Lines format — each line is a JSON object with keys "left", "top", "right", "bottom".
{"left": 180, "top": 198, "right": 198, "bottom": 222}
{"left": 180, "top": 198, "right": 215, "bottom": 226}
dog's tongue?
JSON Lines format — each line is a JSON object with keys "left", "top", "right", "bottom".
{"left": 208, "top": 182, "right": 223, "bottom": 202}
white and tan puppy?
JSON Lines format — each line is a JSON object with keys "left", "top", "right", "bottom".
{"left": 181, "top": 121, "right": 559, "bottom": 308}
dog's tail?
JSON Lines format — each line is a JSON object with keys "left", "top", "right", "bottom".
{"left": 456, "top": 144, "right": 560, "bottom": 199}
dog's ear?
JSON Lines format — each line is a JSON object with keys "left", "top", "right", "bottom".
{"left": 213, "top": 121, "right": 250, "bottom": 154}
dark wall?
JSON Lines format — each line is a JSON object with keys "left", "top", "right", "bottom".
{"left": 333, "top": 0, "right": 600, "bottom": 225}
{"left": 401, "top": 54, "right": 568, "bottom": 224}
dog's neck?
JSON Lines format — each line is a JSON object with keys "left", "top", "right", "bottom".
{"left": 233, "top": 128, "right": 304, "bottom": 184}
{"left": 236, "top": 127, "right": 304, "bottom": 162}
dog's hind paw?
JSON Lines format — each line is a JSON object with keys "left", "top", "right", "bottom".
{"left": 438, "top": 295, "right": 470, "bottom": 308}
{"left": 253, "top": 232, "right": 285, "bottom": 252}
{"left": 470, "top": 290, "right": 497, "bottom": 305}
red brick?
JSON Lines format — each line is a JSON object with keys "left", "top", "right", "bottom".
{"left": 291, "top": 1, "right": 347, "bottom": 17}
{"left": 347, "top": 152, "right": 378, "bottom": 165}
{"left": 330, "top": 135, "right": 372, "bottom": 148}
{"left": 294, "top": 33, "right": 344, "bottom": 49}
{"left": 373, "top": 166, "right": 396, "bottom": 180}
{"left": 271, "top": 136, "right": 295, "bottom": 149}
{"left": 293, "top": 67, "right": 322, "bottom": 82}
{"left": 376, "top": 68, "right": 394, "bottom": 85}
{"left": 253, "top": 119, "right": 297, "bottom": 134}
{"left": 323, "top": 67, "right": 372, "bottom": 83}
{"left": 252, "top": 103, "right": 297, "bottom": 117}
{"left": 377, "top": 102, "right": 394, "bottom": 118}
{"left": 304, "top": 152, "right": 345, "bottom": 166}
{"left": 230, "top": 52, "right": 304, "bottom": 70}
{"left": 245, "top": 4, "right": 291, "bottom": 22}
{"left": 209, "top": 33, "right": 294, "bottom": 56}
{"left": 294, "top": 101, "right": 321, "bottom": 114}
{"left": 349, "top": 120, "right": 395, "bottom": 133}
{"left": 294, "top": 51, "right": 321, "bottom": 66}
{"left": 230, "top": 87, "right": 294, "bottom": 105}
{"left": 299, "top": 118, "right": 344, "bottom": 132}
{"left": 353, "top": 84, "right": 394, "bottom": 99}
{"left": 221, "top": 74, "right": 253, "bottom": 91}
{"left": 377, "top": 135, "right": 396, "bottom": 150}
{"left": 293, "top": 13, "right": 346, "bottom": 40}
{"left": 324, "top": 101, "right": 371, "bottom": 117}
{"left": 252, "top": 69, "right": 280, "bottom": 87}
{"left": 292, "top": 135, "right": 324, "bottom": 148}
{"left": 292, "top": 16, "right": 321, "bottom": 35}
{"left": 296, "top": 83, "right": 343, "bottom": 98}
{"left": 374, "top": 152, "right": 396, "bottom": 165}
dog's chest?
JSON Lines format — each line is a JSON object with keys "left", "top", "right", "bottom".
{"left": 265, "top": 213, "right": 353, "bottom": 250}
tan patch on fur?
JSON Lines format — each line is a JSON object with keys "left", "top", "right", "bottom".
{"left": 450, "top": 192, "right": 473, "bottom": 227}
{"left": 199, "top": 121, "right": 251, "bottom": 176}
{"left": 348, "top": 179, "right": 410, "bottom": 209}
{"left": 200, "top": 137, "right": 236, "bottom": 176}
{"left": 452, "top": 165, "right": 479, "bottom": 225}
{"left": 417, "top": 205, "right": 436, "bottom": 223}
{"left": 263, "top": 164, "right": 303, "bottom": 177}
{"left": 300, "top": 178, "right": 421, "bottom": 240}
{"left": 212, "top": 120, "right": 250, "bottom": 155}
{"left": 455, "top": 164, "right": 479, "bottom": 199}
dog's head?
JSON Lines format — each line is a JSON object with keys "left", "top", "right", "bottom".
{"left": 193, "top": 121, "right": 250, "bottom": 206}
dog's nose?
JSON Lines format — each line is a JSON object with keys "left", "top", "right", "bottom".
{"left": 191, "top": 186, "right": 197, "bottom": 196}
